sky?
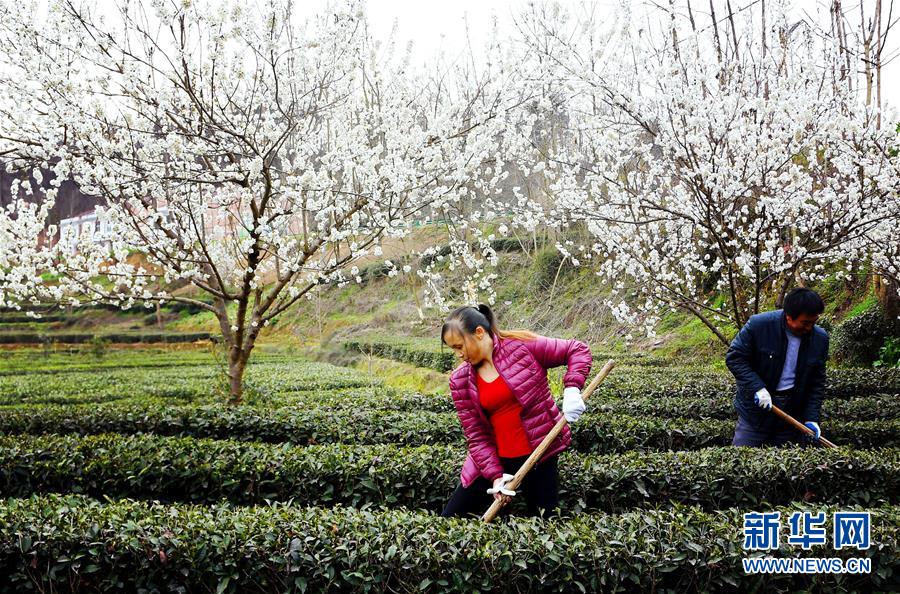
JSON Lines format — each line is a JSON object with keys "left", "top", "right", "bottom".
{"left": 26, "top": 0, "right": 900, "bottom": 111}
{"left": 298, "top": 0, "right": 899, "bottom": 110}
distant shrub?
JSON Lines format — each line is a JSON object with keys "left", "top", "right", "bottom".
{"left": 875, "top": 337, "right": 900, "bottom": 369}
{"left": 833, "top": 305, "right": 900, "bottom": 366}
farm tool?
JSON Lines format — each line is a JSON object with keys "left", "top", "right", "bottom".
{"left": 482, "top": 359, "right": 616, "bottom": 523}
{"left": 770, "top": 405, "right": 838, "bottom": 448}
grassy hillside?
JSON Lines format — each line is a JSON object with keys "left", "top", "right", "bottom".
{"left": 269, "top": 241, "right": 880, "bottom": 365}
{"left": 9, "top": 228, "right": 888, "bottom": 366}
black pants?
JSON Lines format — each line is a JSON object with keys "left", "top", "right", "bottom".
{"left": 440, "top": 454, "right": 559, "bottom": 518}
{"left": 732, "top": 416, "right": 803, "bottom": 447}
{"left": 732, "top": 389, "right": 806, "bottom": 447}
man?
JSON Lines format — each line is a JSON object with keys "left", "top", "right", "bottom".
{"left": 725, "top": 288, "right": 829, "bottom": 446}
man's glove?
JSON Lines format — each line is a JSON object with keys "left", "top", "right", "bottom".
{"left": 754, "top": 388, "right": 773, "bottom": 410}
{"left": 803, "top": 421, "right": 821, "bottom": 442}
{"left": 486, "top": 473, "right": 516, "bottom": 497}
{"left": 562, "top": 386, "right": 587, "bottom": 422}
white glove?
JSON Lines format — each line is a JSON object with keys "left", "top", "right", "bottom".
{"left": 486, "top": 473, "right": 516, "bottom": 497}
{"left": 754, "top": 388, "right": 773, "bottom": 410}
{"left": 562, "top": 386, "right": 587, "bottom": 423}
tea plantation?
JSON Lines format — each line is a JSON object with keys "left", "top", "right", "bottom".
{"left": 0, "top": 346, "right": 897, "bottom": 592}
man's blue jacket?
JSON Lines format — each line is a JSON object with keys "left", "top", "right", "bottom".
{"left": 725, "top": 309, "right": 829, "bottom": 427}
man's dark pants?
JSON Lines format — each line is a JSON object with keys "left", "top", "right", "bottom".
{"left": 732, "top": 389, "right": 806, "bottom": 447}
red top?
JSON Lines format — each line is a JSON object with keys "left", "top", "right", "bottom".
{"left": 476, "top": 372, "right": 532, "bottom": 458}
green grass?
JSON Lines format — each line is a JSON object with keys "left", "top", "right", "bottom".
{"left": 21, "top": 225, "right": 887, "bottom": 371}
{"left": 846, "top": 291, "right": 879, "bottom": 320}
{"left": 352, "top": 355, "right": 449, "bottom": 395}
{"left": 654, "top": 314, "right": 731, "bottom": 367}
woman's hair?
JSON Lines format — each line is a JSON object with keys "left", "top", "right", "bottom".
{"left": 440, "top": 303, "right": 538, "bottom": 345}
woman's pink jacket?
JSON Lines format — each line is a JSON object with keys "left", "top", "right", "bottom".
{"left": 449, "top": 332, "right": 592, "bottom": 487}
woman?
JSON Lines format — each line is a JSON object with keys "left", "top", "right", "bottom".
{"left": 440, "top": 304, "right": 592, "bottom": 518}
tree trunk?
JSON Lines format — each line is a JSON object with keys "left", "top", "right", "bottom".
{"left": 683, "top": 302, "right": 731, "bottom": 346}
{"left": 228, "top": 356, "right": 246, "bottom": 406}
{"left": 212, "top": 297, "right": 249, "bottom": 406}
{"left": 875, "top": 0, "right": 882, "bottom": 128}
{"left": 861, "top": 0, "right": 873, "bottom": 106}
{"left": 762, "top": 0, "right": 768, "bottom": 98}
{"left": 874, "top": 274, "right": 900, "bottom": 320}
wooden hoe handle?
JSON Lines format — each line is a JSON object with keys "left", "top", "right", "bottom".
{"left": 482, "top": 359, "right": 616, "bottom": 523}
{"left": 770, "top": 405, "right": 837, "bottom": 449}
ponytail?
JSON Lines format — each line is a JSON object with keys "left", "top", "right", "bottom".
{"left": 441, "top": 303, "right": 538, "bottom": 345}
{"left": 475, "top": 304, "right": 496, "bottom": 333}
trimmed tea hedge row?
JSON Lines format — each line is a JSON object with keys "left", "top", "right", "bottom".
{"left": 0, "top": 387, "right": 447, "bottom": 412}
{"left": 0, "top": 494, "right": 895, "bottom": 593}
{"left": 0, "top": 360, "right": 376, "bottom": 405}
{"left": 0, "top": 322, "right": 63, "bottom": 332}
{"left": 570, "top": 414, "right": 900, "bottom": 451}
{"left": 0, "top": 405, "right": 461, "bottom": 446}
{"left": 4, "top": 353, "right": 892, "bottom": 408}
{"left": 0, "top": 386, "right": 453, "bottom": 414}
{"left": 0, "top": 331, "right": 213, "bottom": 344}
{"left": 0, "top": 313, "right": 66, "bottom": 323}
{"left": 1, "top": 434, "right": 896, "bottom": 512}
{"left": 594, "top": 393, "right": 900, "bottom": 422}
{"left": 596, "top": 367, "right": 900, "bottom": 401}
{"left": 0, "top": 349, "right": 295, "bottom": 375}
{"left": 343, "top": 337, "right": 668, "bottom": 372}
{"left": 341, "top": 341, "right": 900, "bottom": 399}
{"left": 263, "top": 387, "right": 454, "bottom": 412}
{"left": 0, "top": 369, "right": 215, "bottom": 405}
{"left": 2, "top": 403, "right": 897, "bottom": 451}
{"left": 344, "top": 337, "right": 458, "bottom": 371}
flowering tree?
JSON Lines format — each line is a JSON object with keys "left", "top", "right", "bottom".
{"left": 0, "top": 0, "right": 530, "bottom": 402}
{"left": 516, "top": 1, "right": 900, "bottom": 344}
{"left": 869, "top": 122, "right": 900, "bottom": 318}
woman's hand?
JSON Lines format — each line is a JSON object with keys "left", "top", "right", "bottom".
{"left": 487, "top": 473, "right": 516, "bottom": 503}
